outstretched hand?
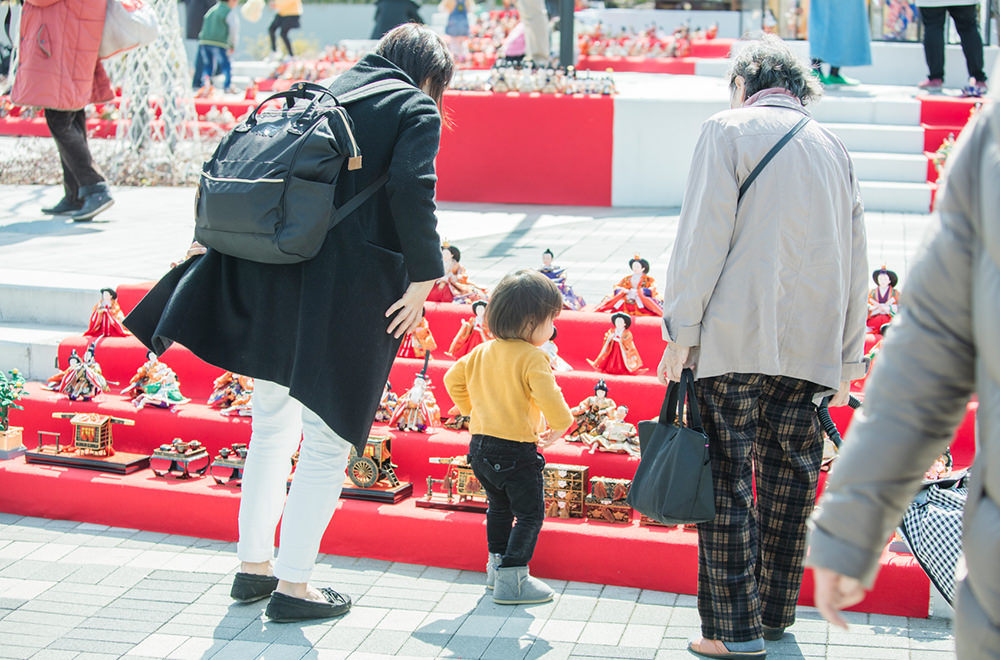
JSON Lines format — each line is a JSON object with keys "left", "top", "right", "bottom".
{"left": 812, "top": 567, "right": 866, "bottom": 630}
{"left": 385, "top": 280, "right": 435, "bottom": 339}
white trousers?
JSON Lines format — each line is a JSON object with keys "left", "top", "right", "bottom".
{"left": 517, "top": 0, "right": 550, "bottom": 63}
{"left": 236, "top": 379, "right": 353, "bottom": 583}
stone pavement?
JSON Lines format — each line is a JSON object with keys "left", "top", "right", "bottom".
{"left": 0, "top": 514, "right": 955, "bottom": 660}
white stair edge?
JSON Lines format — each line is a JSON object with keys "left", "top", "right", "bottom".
{"left": 859, "top": 180, "right": 933, "bottom": 214}
{"left": 0, "top": 322, "right": 81, "bottom": 381}
{"left": 852, "top": 152, "right": 929, "bottom": 184}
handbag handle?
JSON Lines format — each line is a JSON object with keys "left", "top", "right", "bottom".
{"left": 658, "top": 368, "right": 703, "bottom": 431}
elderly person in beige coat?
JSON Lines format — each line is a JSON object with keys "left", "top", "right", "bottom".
{"left": 808, "top": 67, "right": 1000, "bottom": 659}
{"left": 657, "top": 36, "right": 868, "bottom": 659}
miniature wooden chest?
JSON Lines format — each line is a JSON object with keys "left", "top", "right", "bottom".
{"left": 544, "top": 463, "right": 589, "bottom": 519}
{"left": 586, "top": 477, "right": 632, "bottom": 524}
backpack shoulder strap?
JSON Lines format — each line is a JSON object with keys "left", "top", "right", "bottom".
{"left": 738, "top": 115, "right": 811, "bottom": 204}
{"left": 335, "top": 79, "right": 416, "bottom": 105}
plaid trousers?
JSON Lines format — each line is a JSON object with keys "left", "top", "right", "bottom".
{"left": 692, "top": 373, "right": 824, "bottom": 642}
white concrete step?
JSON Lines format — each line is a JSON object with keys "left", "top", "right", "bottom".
{"left": 811, "top": 95, "right": 920, "bottom": 126}
{"left": 0, "top": 269, "right": 145, "bottom": 329}
{"left": 853, "top": 152, "right": 929, "bottom": 184}
{"left": 825, "top": 122, "right": 925, "bottom": 154}
{"left": 859, "top": 180, "right": 933, "bottom": 214}
{"left": 0, "top": 322, "right": 79, "bottom": 381}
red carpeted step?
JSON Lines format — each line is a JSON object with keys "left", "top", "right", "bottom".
{"left": 0, "top": 457, "right": 929, "bottom": 617}
{"left": 576, "top": 56, "right": 697, "bottom": 74}
{"left": 918, "top": 95, "right": 982, "bottom": 127}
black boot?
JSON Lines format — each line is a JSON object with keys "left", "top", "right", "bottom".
{"left": 41, "top": 195, "right": 83, "bottom": 215}
{"left": 71, "top": 182, "right": 114, "bottom": 222}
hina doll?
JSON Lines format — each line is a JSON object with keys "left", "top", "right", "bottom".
{"left": 387, "top": 373, "right": 441, "bottom": 432}
{"left": 121, "top": 350, "right": 190, "bottom": 410}
{"left": 84, "top": 288, "right": 129, "bottom": 338}
{"left": 539, "top": 249, "right": 585, "bottom": 310}
{"left": 583, "top": 405, "right": 640, "bottom": 457}
{"left": 43, "top": 343, "right": 109, "bottom": 401}
{"left": 540, "top": 327, "right": 572, "bottom": 372}
{"left": 447, "top": 300, "right": 493, "bottom": 358}
{"left": 374, "top": 381, "right": 398, "bottom": 423}
{"left": 587, "top": 312, "right": 644, "bottom": 375}
{"left": 397, "top": 310, "right": 437, "bottom": 359}
{"left": 567, "top": 379, "right": 617, "bottom": 441}
{"left": 426, "top": 243, "right": 488, "bottom": 304}
{"left": 594, "top": 255, "right": 663, "bottom": 317}
{"left": 867, "top": 266, "right": 900, "bottom": 333}
{"left": 207, "top": 371, "right": 255, "bottom": 416}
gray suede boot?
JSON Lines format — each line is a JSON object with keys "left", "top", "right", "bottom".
{"left": 492, "top": 566, "right": 554, "bottom": 604}
{"left": 485, "top": 553, "right": 503, "bottom": 590}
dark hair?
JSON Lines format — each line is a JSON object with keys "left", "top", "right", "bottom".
{"left": 543, "top": 249, "right": 554, "bottom": 258}
{"left": 471, "top": 300, "right": 488, "bottom": 314}
{"left": 486, "top": 269, "right": 563, "bottom": 341}
{"left": 550, "top": 326, "right": 557, "bottom": 341}
{"left": 375, "top": 24, "right": 454, "bottom": 109}
{"left": 611, "top": 312, "right": 632, "bottom": 329}
{"left": 100, "top": 287, "right": 117, "bottom": 300}
{"left": 729, "top": 35, "right": 822, "bottom": 105}
{"left": 594, "top": 379, "right": 608, "bottom": 395}
{"left": 444, "top": 244, "right": 461, "bottom": 262}
{"left": 628, "top": 257, "right": 650, "bottom": 274}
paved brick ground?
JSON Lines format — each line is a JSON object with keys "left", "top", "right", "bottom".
{"left": 0, "top": 515, "right": 956, "bottom": 660}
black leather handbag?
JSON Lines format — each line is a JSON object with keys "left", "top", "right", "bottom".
{"left": 627, "top": 368, "right": 715, "bottom": 525}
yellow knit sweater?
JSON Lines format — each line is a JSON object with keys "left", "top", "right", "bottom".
{"left": 444, "top": 339, "right": 574, "bottom": 443}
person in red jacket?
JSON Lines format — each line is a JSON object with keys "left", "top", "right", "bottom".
{"left": 11, "top": 0, "right": 115, "bottom": 222}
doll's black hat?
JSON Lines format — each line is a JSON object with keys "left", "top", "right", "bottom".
{"left": 611, "top": 312, "right": 632, "bottom": 329}
{"left": 67, "top": 349, "right": 81, "bottom": 365}
{"left": 543, "top": 248, "right": 554, "bottom": 258}
{"left": 443, "top": 243, "right": 461, "bottom": 262}
{"left": 594, "top": 379, "right": 609, "bottom": 394}
{"left": 872, "top": 266, "right": 898, "bottom": 287}
{"left": 100, "top": 287, "right": 118, "bottom": 299}
{"left": 471, "top": 300, "right": 488, "bottom": 313}
{"left": 628, "top": 254, "right": 650, "bottom": 274}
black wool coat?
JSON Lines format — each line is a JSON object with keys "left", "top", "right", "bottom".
{"left": 125, "top": 55, "right": 445, "bottom": 454}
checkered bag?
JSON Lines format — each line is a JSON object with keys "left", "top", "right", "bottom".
{"left": 899, "top": 470, "right": 968, "bottom": 606}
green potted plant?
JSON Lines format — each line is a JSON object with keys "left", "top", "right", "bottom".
{"left": 0, "top": 368, "right": 28, "bottom": 456}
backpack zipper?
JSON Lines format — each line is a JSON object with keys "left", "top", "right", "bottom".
{"left": 201, "top": 172, "right": 284, "bottom": 184}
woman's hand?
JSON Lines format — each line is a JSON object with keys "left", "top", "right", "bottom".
{"left": 657, "top": 343, "right": 693, "bottom": 385}
{"left": 385, "top": 279, "right": 435, "bottom": 338}
{"left": 171, "top": 241, "right": 206, "bottom": 268}
{"left": 829, "top": 380, "right": 852, "bottom": 407}
{"left": 812, "top": 567, "right": 866, "bottom": 629}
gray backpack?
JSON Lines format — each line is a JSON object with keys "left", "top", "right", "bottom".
{"left": 194, "top": 78, "right": 413, "bottom": 264}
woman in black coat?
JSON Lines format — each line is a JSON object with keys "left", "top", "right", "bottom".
{"left": 125, "top": 25, "right": 453, "bottom": 623}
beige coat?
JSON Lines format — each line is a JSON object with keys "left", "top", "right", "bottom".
{"left": 808, "top": 99, "right": 1000, "bottom": 656}
{"left": 661, "top": 90, "right": 869, "bottom": 390}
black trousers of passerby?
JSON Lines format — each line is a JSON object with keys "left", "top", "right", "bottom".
{"left": 469, "top": 434, "right": 546, "bottom": 568}
{"left": 44, "top": 109, "right": 105, "bottom": 202}
{"left": 269, "top": 15, "right": 297, "bottom": 56}
{"left": 920, "top": 5, "right": 986, "bottom": 82}
{"left": 692, "top": 373, "right": 824, "bottom": 643}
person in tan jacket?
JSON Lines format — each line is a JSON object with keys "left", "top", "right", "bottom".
{"left": 657, "top": 35, "right": 868, "bottom": 658}
{"left": 808, "top": 64, "right": 1000, "bottom": 660}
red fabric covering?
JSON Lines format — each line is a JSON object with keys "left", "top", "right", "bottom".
{"left": 436, "top": 92, "right": 613, "bottom": 206}
{"left": 0, "top": 457, "right": 928, "bottom": 616}
{"left": 923, "top": 125, "right": 962, "bottom": 153}
{"left": 689, "top": 39, "right": 735, "bottom": 58}
{"left": 918, "top": 95, "right": 982, "bottom": 127}
{"left": 576, "top": 56, "right": 696, "bottom": 74}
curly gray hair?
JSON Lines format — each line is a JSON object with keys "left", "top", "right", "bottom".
{"left": 729, "top": 35, "right": 822, "bottom": 105}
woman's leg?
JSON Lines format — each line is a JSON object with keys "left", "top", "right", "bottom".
{"left": 237, "top": 380, "right": 304, "bottom": 569}
{"left": 949, "top": 5, "right": 986, "bottom": 82}
{"left": 272, "top": 401, "right": 353, "bottom": 593}
{"left": 920, "top": 6, "right": 947, "bottom": 81}
{"left": 280, "top": 22, "right": 295, "bottom": 57}
{"left": 44, "top": 109, "right": 104, "bottom": 202}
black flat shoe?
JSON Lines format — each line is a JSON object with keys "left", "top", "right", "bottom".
{"left": 762, "top": 626, "right": 785, "bottom": 641}
{"left": 265, "top": 588, "right": 352, "bottom": 623}
{"left": 230, "top": 572, "right": 279, "bottom": 603}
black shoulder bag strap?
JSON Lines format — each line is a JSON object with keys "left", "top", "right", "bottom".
{"left": 738, "top": 115, "right": 811, "bottom": 203}
{"left": 330, "top": 79, "right": 417, "bottom": 223}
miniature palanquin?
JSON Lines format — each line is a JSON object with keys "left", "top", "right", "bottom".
{"left": 51, "top": 412, "right": 135, "bottom": 457}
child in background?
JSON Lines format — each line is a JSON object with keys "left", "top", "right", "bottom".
{"left": 197, "top": 0, "right": 240, "bottom": 94}
{"left": 444, "top": 269, "right": 573, "bottom": 605}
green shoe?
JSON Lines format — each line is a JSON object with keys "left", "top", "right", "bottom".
{"left": 825, "top": 73, "right": 860, "bottom": 86}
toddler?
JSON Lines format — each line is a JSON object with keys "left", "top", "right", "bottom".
{"left": 444, "top": 269, "right": 572, "bottom": 604}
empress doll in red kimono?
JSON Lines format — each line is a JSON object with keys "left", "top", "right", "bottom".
{"left": 426, "top": 244, "right": 489, "bottom": 304}
{"left": 587, "top": 312, "right": 644, "bottom": 375}
{"left": 867, "top": 266, "right": 900, "bottom": 333}
{"left": 594, "top": 255, "right": 663, "bottom": 316}
{"left": 446, "top": 300, "right": 493, "bottom": 357}
{"left": 84, "top": 288, "right": 129, "bottom": 337}
{"left": 397, "top": 311, "right": 437, "bottom": 359}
